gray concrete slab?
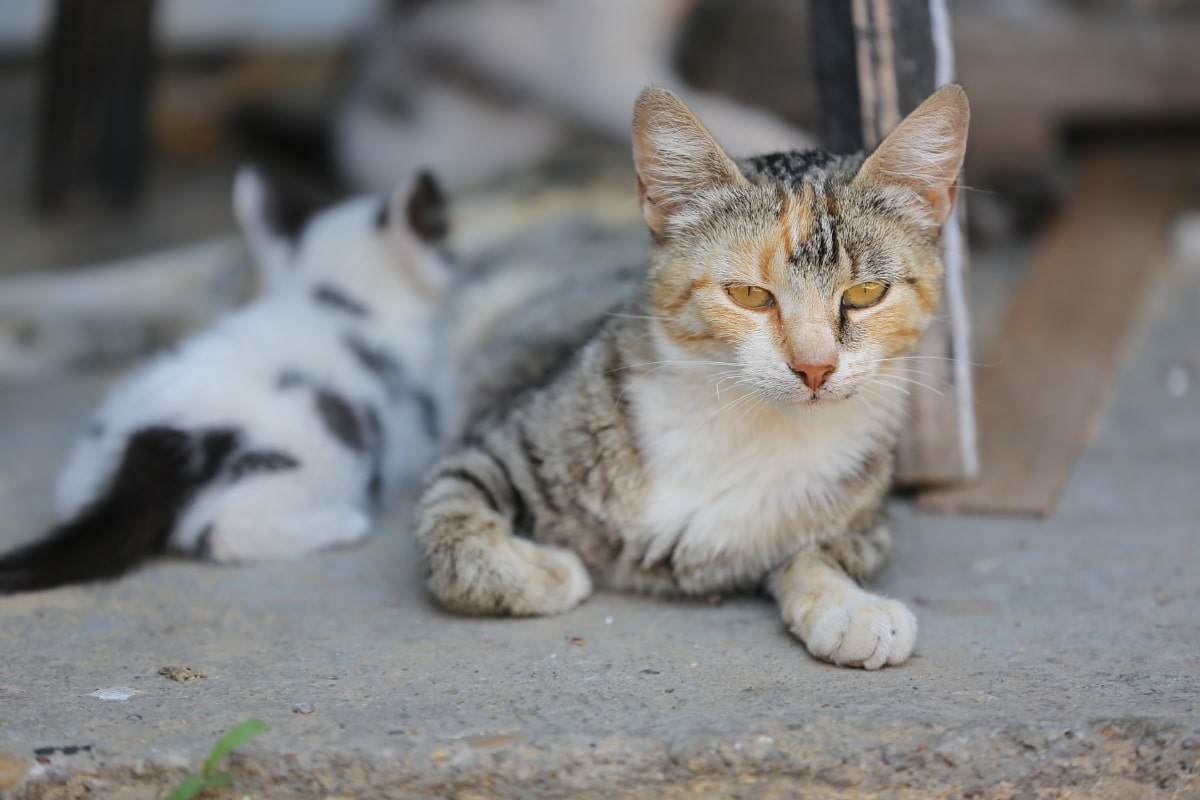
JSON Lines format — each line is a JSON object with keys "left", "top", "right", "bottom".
{"left": 0, "top": 266, "right": 1198, "bottom": 799}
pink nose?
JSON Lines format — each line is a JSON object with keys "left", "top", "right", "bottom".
{"left": 792, "top": 361, "right": 836, "bottom": 392}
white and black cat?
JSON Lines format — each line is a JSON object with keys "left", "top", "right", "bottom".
{"left": 0, "top": 168, "right": 452, "bottom": 592}
{"left": 336, "top": 0, "right": 815, "bottom": 192}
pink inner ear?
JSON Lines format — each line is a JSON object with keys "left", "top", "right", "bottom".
{"left": 855, "top": 86, "right": 969, "bottom": 228}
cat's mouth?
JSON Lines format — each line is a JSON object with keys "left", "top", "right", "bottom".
{"left": 788, "top": 387, "right": 851, "bottom": 406}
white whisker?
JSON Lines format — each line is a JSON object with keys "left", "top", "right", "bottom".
{"left": 607, "top": 359, "right": 739, "bottom": 374}
{"left": 878, "top": 372, "right": 954, "bottom": 393}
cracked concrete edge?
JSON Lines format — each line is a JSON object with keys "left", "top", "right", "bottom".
{"left": 4, "top": 717, "right": 1198, "bottom": 799}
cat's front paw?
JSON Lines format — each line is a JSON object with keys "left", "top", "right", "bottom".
{"left": 792, "top": 592, "right": 917, "bottom": 670}
{"left": 425, "top": 518, "right": 593, "bottom": 617}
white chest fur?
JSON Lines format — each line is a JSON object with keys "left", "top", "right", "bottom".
{"left": 628, "top": 371, "right": 900, "bottom": 588}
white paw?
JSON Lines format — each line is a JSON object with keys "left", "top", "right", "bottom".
{"left": 796, "top": 593, "right": 917, "bottom": 670}
{"left": 541, "top": 545, "right": 594, "bottom": 612}
{"left": 203, "top": 508, "right": 373, "bottom": 563}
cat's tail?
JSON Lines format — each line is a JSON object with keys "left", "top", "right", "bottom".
{"left": 0, "top": 426, "right": 229, "bottom": 594}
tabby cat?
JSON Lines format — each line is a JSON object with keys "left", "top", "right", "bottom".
{"left": 417, "top": 85, "right": 969, "bottom": 669}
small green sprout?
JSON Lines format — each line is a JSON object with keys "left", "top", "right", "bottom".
{"left": 166, "top": 718, "right": 268, "bottom": 800}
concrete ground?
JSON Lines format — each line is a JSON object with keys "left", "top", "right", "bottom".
{"left": 0, "top": 256, "right": 1198, "bottom": 799}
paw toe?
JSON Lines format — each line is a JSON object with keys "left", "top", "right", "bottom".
{"left": 883, "top": 601, "right": 918, "bottom": 665}
{"left": 795, "top": 596, "right": 917, "bottom": 669}
{"left": 543, "top": 546, "right": 594, "bottom": 609}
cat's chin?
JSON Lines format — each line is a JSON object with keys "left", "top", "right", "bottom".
{"left": 775, "top": 390, "right": 853, "bottom": 413}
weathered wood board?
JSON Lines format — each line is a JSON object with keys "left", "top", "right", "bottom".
{"left": 920, "top": 146, "right": 1193, "bottom": 515}
{"left": 812, "top": 0, "right": 977, "bottom": 487}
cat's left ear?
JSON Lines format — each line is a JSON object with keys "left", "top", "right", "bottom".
{"left": 853, "top": 84, "right": 970, "bottom": 229}
{"left": 632, "top": 86, "right": 747, "bottom": 237}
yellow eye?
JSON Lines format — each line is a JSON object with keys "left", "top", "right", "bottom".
{"left": 842, "top": 281, "right": 887, "bottom": 309}
{"left": 726, "top": 285, "right": 775, "bottom": 309}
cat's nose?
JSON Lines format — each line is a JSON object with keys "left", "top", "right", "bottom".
{"left": 791, "top": 361, "right": 836, "bottom": 392}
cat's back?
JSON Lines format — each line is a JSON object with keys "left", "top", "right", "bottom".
{"left": 97, "top": 294, "right": 346, "bottom": 429}
{"left": 436, "top": 201, "right": 649, "bottom": 439}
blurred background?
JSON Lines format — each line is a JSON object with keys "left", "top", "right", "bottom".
{"left": 0, "top": 0, "right": 1197, "bottom": 507}
{"left": 0, "top": 0, "right": 1194, "bottom": 270}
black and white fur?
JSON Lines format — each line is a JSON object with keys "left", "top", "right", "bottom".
{"left": 335, "top": 0, "right": 815, "bottom": 192}
{"left": 0, "top": 168, "right": 452, "bottom": 592}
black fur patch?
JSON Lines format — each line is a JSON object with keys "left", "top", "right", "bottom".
{"left": 342, "top": 333, "right": 407, "bottom": 398}
{"left": 258, "top": 175, "right": 327, "bottom": 244}
{"left": 0, "top": 426, "right": 238, "bottom": 593}
{"left": 316, "top": 388, "right": 365, "bottom": 451}
{"left": 313, "top": 284, "right": 371, "bottom": 318}
{"left": 228, "top": 449, "right": 301, "bottom": 480}
{"left": 342, "top": 333, "right": 440, "bottom": 441}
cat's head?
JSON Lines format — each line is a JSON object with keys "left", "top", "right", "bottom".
{"left": 233, "top": 167, "right": 451, "bottom": 301}
{"left": 631, "top": 85, "right": 969, "bottom": 407}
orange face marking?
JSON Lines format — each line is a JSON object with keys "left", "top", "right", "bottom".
{"left": 776, "top": 186, "right": 816, "bottom": 266}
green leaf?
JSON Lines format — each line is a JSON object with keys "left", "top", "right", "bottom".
{"left": 201, "top": 718, "right": 268, "bottom": 776}
{"left": 165, "top": 773, "right": 207, "bottom": 800}
{"left": 204, "top": 772, "right": 233, "bottom": 787}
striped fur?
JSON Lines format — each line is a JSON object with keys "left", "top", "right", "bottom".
{"left": 416, "top": 86, "right": 969, "bottom": 669}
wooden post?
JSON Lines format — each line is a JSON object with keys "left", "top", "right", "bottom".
{"left": 811, "top": 0, "right": 977, "bottom": 487}
{"left": 35, "top": 0, "right": 157, "bottom": 213}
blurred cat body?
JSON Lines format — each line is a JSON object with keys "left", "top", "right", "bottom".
{"left": 0, "top": 170, "right": 452, "bottom": 592}
{"left": 336, "top": 0, "right": 814, "bottom": 191}
{"left": 417, "top": 86, "right": 969, "bottom": 669}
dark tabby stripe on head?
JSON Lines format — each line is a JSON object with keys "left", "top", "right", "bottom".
{"left": 313, "top": 283, "right": 371, "bottom": 318}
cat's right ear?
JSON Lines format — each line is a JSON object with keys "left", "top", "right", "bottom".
{"left": 399, "top": 169, "right": 448, "bottom": 245}
{"left": 632, "top": 87, "right": 747, "bottom": 237}
{"left": 382, "top": 169, "right": 452, "bottom": 293}
{"left": 852, "top": 84, "right": 970, "bottom": 230}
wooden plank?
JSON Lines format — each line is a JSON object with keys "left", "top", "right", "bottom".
{"left": 920, "top": 145, "right": 1193, "bottom": 516}
{"left": 811, "top": 0, "right": 977, "bottom": 487}
{"left": 954, "top": 9, "right": 1200, "bottom": 168}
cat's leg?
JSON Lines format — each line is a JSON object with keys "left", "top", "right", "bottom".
{"left": 176, "top": 477, "right": 372, "bottom": 563}
{"left": 769, "top": 523, "right": 917, "bottom": 670}
{"left": 200, "top": 508, "right": 372, "bottom": 564}
{"left": 416, "top": 448, "right": 592, "bottom": 616}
